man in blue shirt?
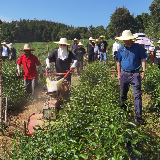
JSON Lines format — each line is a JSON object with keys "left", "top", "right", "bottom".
{"left": 115, "top": 30, "right": 147, "bottom": 124}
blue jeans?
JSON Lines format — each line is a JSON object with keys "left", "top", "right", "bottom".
{"left": 100, "top": 52, "right": 107, "bottom": 64}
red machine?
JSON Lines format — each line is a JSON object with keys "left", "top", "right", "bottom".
{"left": 24, "top": 68, "right": 74, "bottom": 136}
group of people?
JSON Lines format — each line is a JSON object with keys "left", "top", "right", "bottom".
{"left": 1, "top": 41, "right": 16, "bottom": 62}
{"left": 2, "top": 29, "right": 160, "bottom": 125}
{"left": 73, "top": 36, "right": 108, "bottom": 62}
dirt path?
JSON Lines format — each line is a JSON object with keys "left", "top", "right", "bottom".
{"left": 0, "top": 73, "right": 80, "bottom": 158}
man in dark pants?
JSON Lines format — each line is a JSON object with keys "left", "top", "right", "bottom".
{"left": 86, "top": 37, "right": 95, "bottom": 63}
{"left": 115, "top": 30, "right": 147, "bottom": 124}
{"left": 74, "top": 42, "right": 86, "bottom": 76}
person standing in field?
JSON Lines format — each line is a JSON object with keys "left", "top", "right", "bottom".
{"left": 46, "top": 38, "right": 77, "bottom": 84}
{"left": 1, "top": 41, "right": 10, "bottom": 61}
{"left": 112, "top": 38, "right": 121, "bottom": 59}
{"left": 93, "top": 39, "right": 99, "bottom": 61}
{"left": 98, "top": 35, "right": 108, "bottom": 65}
{"left": 72, "top": 38, "right": 79, "bottom": 54}
{"left": 153, "top": 39, "right": 160, "bottom": 68}
{"left": 86, "top": 37, "right": 95, "bottom": 63}
{"left": 115, "top": 30, "right": 147, "bottom": 124}
{"left": 74, "top": 42, "right": 86, "bottom": 76}
{"left": 8, "top": 43, "right": 17, "bottom": 62}
{"left": 17, "top": 44, "right": 43, "bottom": 97}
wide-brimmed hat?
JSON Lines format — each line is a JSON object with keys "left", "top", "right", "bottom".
{"left": 94, "top": 39, "right": 99, "bottom": 43}
{"left": 78, "top": 42, "right": 83, "bottom": 46}
{"left": 20, "top": 44, "right": 35, "bottom": 52}
{"left": 1, "top": 41, "right": 7, "bottom": 45}
{"left": 89, "top": 37, "right": 95, "bottom": 41}
{"left": 72, "top": 38, "right": 79, "bottom": 42}
{"left": 54, "top": 38, "right": 70, "bottom": 45}
{"left": 116, "top": 30, "right": 138, "bottom": 40}
{"left": 99, "top": 35, "right": 105, "bottom": 39}
{"left": 157, "top": 40, "right": 160, "bottom": 44}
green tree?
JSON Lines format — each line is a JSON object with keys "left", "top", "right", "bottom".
{"left": 106, "top": 22, "right": 115, "bottom": 39}
{"left": 110, "top": 6, "right": 135, "bottom": 36}
{"left": 147, "top": 0, "right": 160, "bottom": 39}
{"left": 134, "top": 13, "right": 150, "bottom": 33}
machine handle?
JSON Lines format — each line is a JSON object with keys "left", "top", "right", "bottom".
{"left": 46, "top": 67, "right": 74, "bottom": 79}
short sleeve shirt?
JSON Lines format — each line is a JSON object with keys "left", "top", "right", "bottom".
{"left": 87, "top": 42, "right": 95, "bottom": 55}
{"left": 98, "top": 41, "right": 108, "bottom": 52}
{"left": 74, "top": 47, "right": 85, "bottom": 61}
{"left": 115, "top": 43, "right": 147, "bottom": 71}
{"left": 153, "top": 46, "right": 160, "bottom": 64}
{"left": 17, "top": 54, "right": 41, "bottom": 80}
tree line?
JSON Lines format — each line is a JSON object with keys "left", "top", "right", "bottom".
{"left": 1, "top": 0, "right": 159, "bottom": 43}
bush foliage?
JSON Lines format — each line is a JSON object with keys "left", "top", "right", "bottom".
{"left": 6, "top": 61, "right": 160, "bottom": 160}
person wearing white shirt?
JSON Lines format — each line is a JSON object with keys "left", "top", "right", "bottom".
{"left": 112, "top": 39, "right": 121, "bottom": 59}
{"left": 1, "top": 41, "right": 10, "bottom": 61}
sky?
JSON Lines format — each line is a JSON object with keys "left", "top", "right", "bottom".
{"left": 0, "top": 0, "right": 153, "bottom": 28}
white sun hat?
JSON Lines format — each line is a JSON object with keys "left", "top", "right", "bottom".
{"left": 54, "top": 38, "right": 70, "bottom": 45}
{"left": 77, "top": 42, "right": 83, "bottom": 46}
{"left": 157, "top": 40, "right": 160, "bottom": 44}
{"left": 72, "top": 38, "right": 79, "bottom": 42}
{"left": 20, "top": 44, "right": 35, "bottom": 52}
{"left": 89, "top": 37, "right": 95, "bottom": 41}
{"left": 116, "top": 30, "right": 138, "bottom": 40}
{"left": 99, "top": 35, "right": 105, "bottom": 39}
{"left": 93, "top": 39, "right": 100, "bottom": 43}
{"left": 1, "top": 41, "right": 7, "bottom": 45}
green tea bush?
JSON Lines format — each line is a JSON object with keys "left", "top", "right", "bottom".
{"left": 7, "top": 62, "right": 160, "bottom": 160}
{"left": 2, "top": 60, "right": 29, "bottom": 108}
{"left": 142, "top": 63, "right": 160, "bottom": 103}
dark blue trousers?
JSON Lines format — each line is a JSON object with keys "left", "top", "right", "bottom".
{"left": 120, "top": 70, "right": 142, "bottom": 118}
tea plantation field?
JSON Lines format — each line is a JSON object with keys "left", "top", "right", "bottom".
{"left": 0, "top": 40, "right": 160, "bottom": 159}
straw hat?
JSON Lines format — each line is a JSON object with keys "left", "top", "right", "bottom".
{"left": 54, "top": 38, "right": 70, "bottom": 45}
{"left": 20, "top": 44, "right": 35, "bottom": 52}
{"left": 157, "top": 40, "right": 160, "bottom": 44}
{"left": 77, "top": 42, "right": 83, "bottom": 46}
{"left": 116, "top": 30, "right": 138, "bottom": 40}
{"left": 89, "top": 37, "right": 95, "bottom": 41}
{"left": 72, "top": 38, "right": 79, "bottom": 42}
{"left": 93, "top": 39, "right": 99, "bottom": 43}
{"left": 99, "top": 35, "right": 105, "bottom": 39}
{"left": 1, "top": 41, "right": 7, "bottom": 45}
